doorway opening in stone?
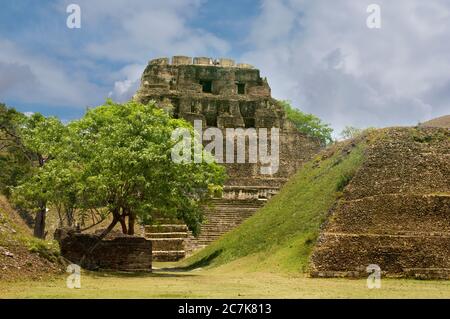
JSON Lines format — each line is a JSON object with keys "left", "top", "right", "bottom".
{"left": 244, "top": 118, "right": 255, "bottom": 128}
{"left": 237, "top": 83, "right": 246, "bottom": 94}
{"left": 200, "top": 80, "right": 212, "bottom": 93}
{"left": 206, "top": 114, "right": 217, "bottom": 127}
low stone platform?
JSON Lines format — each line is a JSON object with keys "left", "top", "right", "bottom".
{"left": 145, "top": 224, "right": 188, "bottom": 262}
{"left": 58, "top": 232, "right": 152, "bottom": 272}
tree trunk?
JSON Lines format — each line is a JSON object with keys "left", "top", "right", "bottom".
{"left": 66, "top": 207, "right": 74, "bottom": 227}
{"left": 119, "top": 216, "right": 127, "bottom": 234}
{"left": 33, "top": 206, "right": 46, "bottom": 239}
{"left": 128, "top": 213, "right": 135, "bottom": 235}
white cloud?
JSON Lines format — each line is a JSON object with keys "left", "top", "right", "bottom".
{"left": 77, "top": 0, "right": 230, "bottom": 62}
{"left": 1, "top": 0, "right": 230, "bottom": 110}
{"left": 83, "top": 0, "right": 230, "bottom": 103}
{"left": 108, "top": 64, "right": 145, "bottom": 102}
{"left": 0, "top": 39, "right": 106, "bottom": 108}
{"left": 242, "top": 0, "right": 450, "bottom": 133}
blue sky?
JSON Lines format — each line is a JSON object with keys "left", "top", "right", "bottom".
{"left": 1, "top": 0, "right": 449, "bottom": 132}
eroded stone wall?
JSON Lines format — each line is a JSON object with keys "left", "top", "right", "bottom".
{"left": 59, "top": 232, "right": 152, "bottom": 272}
{"left": 134, "top": 56, "right": 322, "bottom": 190}
{"left": 310, "top": 127, "right": 450, "bottom": 279}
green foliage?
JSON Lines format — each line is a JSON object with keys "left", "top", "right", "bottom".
{"left": 26, "top": 237, "right": 60, "bottom": 263}
{"left": 11, "top": 114, "right": 69, "bottom": 215}
{"left": 335, "top": 172, "right": 354, "bottom": 192}
{"left": 69, "top": 100, "right": 225, "bottom": 235}
{"left": 279, "top": 100, "right": 333, "bottom": 145}
{"left": 0, "top": 103, "right": 32, "bottom": 196}
{"left": 12, "top": 100, "right": 225, "bottom": 237}
{"left": 182, "top": 141, "right": 366, "bottom": 273}
{"left": 17, "top": 113, "right": 68, "bottom": 164}
{"left": 340, "top": 126, "right": 378, "bottom": 141}
{"left": 410, "top": 128, "right": 447, "bottom": 144}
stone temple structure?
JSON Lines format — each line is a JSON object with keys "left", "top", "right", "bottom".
{"left": 133, "top": 56, "right": 321, "bottom": 260}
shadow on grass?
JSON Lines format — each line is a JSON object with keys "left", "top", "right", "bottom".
{"left": 176, "top": 249, "right": 223, "bottom": 271}
{"left": 85, "top": 270, "right": 197, "bottom": 279}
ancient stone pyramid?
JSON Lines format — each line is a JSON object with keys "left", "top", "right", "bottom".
{"left": 134, "top": 56, "right": 321, "bottom": 260}
{"left": 310, "top": 127, "right": 450, "bottom": 279}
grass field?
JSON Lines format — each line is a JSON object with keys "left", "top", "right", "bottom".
{"left": 1, "top": 260, "right": 450, "bottom": 299}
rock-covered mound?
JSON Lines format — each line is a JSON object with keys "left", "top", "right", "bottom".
{"left": 310, "top": 127, "right": 450, "bottom": 279}
{"left": 420, "top": 115, "right": 450, "bottom": 128}
{"left": 0, "top": 196, "right": 63, "bottom": 281}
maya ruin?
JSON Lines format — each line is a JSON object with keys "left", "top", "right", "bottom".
{"left": 1, "top": 2, "right": 450, "bottom": 302}
{"left": 133, "top": 56, "right": 322, "bottom": 260}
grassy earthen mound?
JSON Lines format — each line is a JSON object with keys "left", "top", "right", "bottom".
{"left": 0, "top": 196, "right": 63, "bottom": 281}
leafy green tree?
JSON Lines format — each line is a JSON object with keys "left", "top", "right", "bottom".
{"left": 12, "top": 113, "right": 69, "bottom": 238}
{"left": 11, "top": 100, "right": 225, "bottom": 242}
{"left": 0, "top": 103, "right": 32, "bottom": 195}
{"left": 279, "top": 100, "right": 333, "bottom": 145}
{"left": 68, "top": 100, "right": 225, "bottom": 238}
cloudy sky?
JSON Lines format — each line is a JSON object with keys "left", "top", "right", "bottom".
{"left": 1, "top": 0, "right": 449, "bottom": 133}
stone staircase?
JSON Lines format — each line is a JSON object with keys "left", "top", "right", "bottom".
{"left": 144, "top": 198, "right": 266, "bottom": 261}
{"left": 145, "top": 223, "right": 188, "bottom": 262}
{"left": 185, "top": 198, "right": 265, "bottom": 252}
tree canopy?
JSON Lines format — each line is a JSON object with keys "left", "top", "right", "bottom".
{"left": 11, "top": 100, "right": 225, "bottom": 239}
{"left": 279, "top": 100, "right": 333, "bottom": 145}
{"left": 0, "top": 103, "right": 31, "bottom": 195}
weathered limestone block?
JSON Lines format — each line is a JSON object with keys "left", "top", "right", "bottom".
{"left": 150, "top": 57, "right": 169, "bottom": 65}
{"left": 172, "top": 56, "right": 192, "bottom": 65}
{"left": 237, "top": 63, "right": 254, "bottom": 69}
{"left": 193, "top": 57, "right": 213, "bottom": 65}
{"left": 219, "top": 58, "right": 235, "bottom": 67}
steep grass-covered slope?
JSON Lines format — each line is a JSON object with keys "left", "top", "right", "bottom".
{"left": 182, "top": 137, "right": 367, "bottom": 273}
{"left": 184, "top": 127, "right": 449, "bottom": 278}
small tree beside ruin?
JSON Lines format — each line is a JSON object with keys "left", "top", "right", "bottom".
{"left": 67, "top": 100, "right": 225, "bottom": 239}
{"left": 10, "top": 100, "right": 225, "bottom": 241}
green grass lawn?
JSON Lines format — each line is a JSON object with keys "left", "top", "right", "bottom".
{"left": 1, "top": 260, "right": 450, "bottom": 299}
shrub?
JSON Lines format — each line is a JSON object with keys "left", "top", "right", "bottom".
{"left": 279, "top": 100, "right": 333, "bottom": 145}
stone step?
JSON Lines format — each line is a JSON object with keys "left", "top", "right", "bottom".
{"left": 152, "top": 250, "right": 185, "bottom": 262}
{"left": 213, "top": 204, "right": 261, "bottom": 209}
{"left": 146, "top": 232, "right": 188, "bottom": 238}
{"left": 326, "top": 194, "right": 450, "bottom": 234}
{"left": 402, "top": 268, "right": 450, "bottom": 280}
{"left": 151, "top": 238, "right": 184, "bottom": 251}
{"left": 145, "top": 224, "right": 188, "bottom": 233}
{"left": 205, "top": 212, "right": 255, "bottom": 217}
{"left": 153, "top": 197, "right": 267, "bottom": 254}
{"left": 310, "top": 233, "right": 450, "bottom": 279}
{"left": 210, "top": 206, "right": 263, "bottom": 210}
